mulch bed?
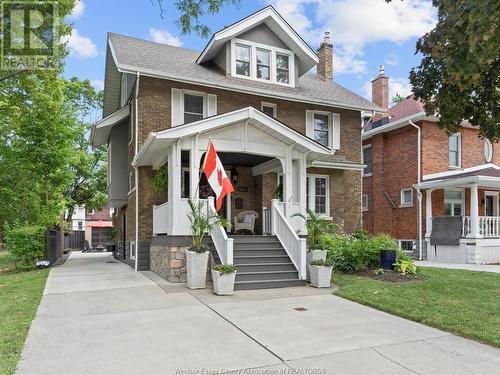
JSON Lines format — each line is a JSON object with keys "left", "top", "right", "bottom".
{"left": 354, "top": 269, "right": 421, "bottom": 283}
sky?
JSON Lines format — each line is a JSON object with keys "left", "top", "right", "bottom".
{"left": 63, "top": 0, "right": 437, "bottom": 106}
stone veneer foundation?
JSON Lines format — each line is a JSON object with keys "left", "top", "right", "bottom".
{"left": 150, "top": 245, "right": 188, "bottom": 283}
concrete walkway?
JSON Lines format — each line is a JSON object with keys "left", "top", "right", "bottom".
{"left": 416, "top": 261, "right": 500, "bottom": 274}
{"left": 16, "top": 252, "right": 500, "bottom": 375}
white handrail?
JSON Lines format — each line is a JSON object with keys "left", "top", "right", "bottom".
{"left": 462, "top": 216, "right": 500, "bottom": 238}
{"left": 207, "top": 197, "right": 234, "bottom": 264}
{"left": 271, "top": 199, "right": 306, "bottom": 279}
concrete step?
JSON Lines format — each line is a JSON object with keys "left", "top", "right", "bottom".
{"left": 234, "top": 278, "right": 306, "bottom": 290}
{"left": 236, "top": 270, "right": 299, "bottom": 282}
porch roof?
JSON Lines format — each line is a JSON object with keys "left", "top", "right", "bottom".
{"left": 133, "top": 106, "right": 333, "bottom": 167}
{"left": 416, "top": 164, "right": 500, "bottom": 190}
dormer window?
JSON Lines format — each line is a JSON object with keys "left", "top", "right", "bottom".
{"left": 231, "top": 38, "right": 294, "bottom": 86}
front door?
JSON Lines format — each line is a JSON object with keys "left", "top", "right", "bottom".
{"left": 485, "top": 192, "right": 499, "bottom": 216}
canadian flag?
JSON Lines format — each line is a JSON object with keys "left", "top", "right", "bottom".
{"left": 202, "top": 140, "right": 234, "bottom": 212}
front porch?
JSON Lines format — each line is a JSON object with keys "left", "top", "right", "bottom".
{"left": 418, "top": 165, "right": 500, "bottom": 264}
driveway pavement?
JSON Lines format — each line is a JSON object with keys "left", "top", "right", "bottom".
{"left": 16, "top": 252, "right": 500, "bottom": 375}
{"left": 416, "top": 261, "right": 500, "bottom": 274}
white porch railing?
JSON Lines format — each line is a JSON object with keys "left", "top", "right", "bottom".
{"left": 207, "top": 197, "right": 234, "bottom": 264}
{"left": 462, "top": 216, "right": 500, "bottom": 238}
{"left": 153, "top": 201, "right": 170, "bottom": 235}
{"left": 262, "top": 207, "right": 271, "bottom": 235}
{"left": 271, "top": 199, "right": 307, "bottom": 279}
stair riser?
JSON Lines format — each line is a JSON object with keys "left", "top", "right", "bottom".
{"left": 235, "top": 279, "right": 306, "bottom": 290}
{"left": 234, "top": 249, "right": 287, "bottom": 256}
{"left": 234, "top": 256, "right": 291, "bottom": 264}
{"left": 231, "top": 243, "right": 283, "bottom": 248}
{"left": 235, "top": 264, "right": 297, "bottom": 272}
{"left": 236, "top": 272, "right": 299, "bottom": 282}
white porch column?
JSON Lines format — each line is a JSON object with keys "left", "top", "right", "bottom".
{"left": 189, "top": 135, "right": 200, "bottom": 201}
{"left": 425, "top": 189, "right": 433, "bottom": 238}
{"left": 167, "top": 141, "right": 182, "bottom": 233}
{"left": 298, "top": 153, "right": 307, "bottom": 233}
{"left": 467, "top": 184, "right": 482, "bottom": 238}
{"left": 282, "top": 145, "right": 294, "bottom": 217}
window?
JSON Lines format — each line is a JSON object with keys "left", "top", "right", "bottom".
{"left": 130, "top": 241, "right": 136, "bottom": 260}
{"left": 399, "top": 240, "right": 415, "bottom": 252}
{"left": 484, "top": 139, "right": 493, "bottom": 162}
{"left": 184, "top": 94, "right": 204, "bottom": 124}
{"left": 87, "top": 209, "right": 95, "bottom": 215}
{"left": 313, "top": 113, "right": 330, "bottom": 147}
{"left": 276, "top": 53, "right": 289, "bottom": 84}
{"left": 362, "top": 195, "right": 369, "bottom": 211}
{"left": 77, "top": 221, "right": 83, "bottom": 231}
{"left": 307, "top": 175, "right": 330, "bottom": 216}
{"left": 128, "top": 170, "right": 136, "bottom": 194}
{"left": 444, "top": 189, "right": 464, "bottom": 216}
{"left": 231, "top": 39, "right": 294, "bottom": 86}
{"left": 180, "top": 168, "right": 190, "bottom": 199}
{"left": 256, "top": 48, "right": 270, "bottom": 80}
{"left": 363, "top": 145, "right": 372, "bottom": 176}
{"left": 261, "top": 102, "right": 277, "bottom": 118}
{"left": 235, "top": 44, "right": 251, "bottom": 77}
{"left": 449, "top": 133, "right": 461, "bottom": 167}
{"left": 400, "top": 188, "right": 413, "bottom": 206}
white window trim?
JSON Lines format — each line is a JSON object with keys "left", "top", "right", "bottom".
{"left": 484, "top": 139, "right": 493, "bottom": 163}
{"left": 448, "top": 133, "right": 462, "bottom": 168}
{"left": 172, "top": 88, "right": 217, "bottom": 127}
{"left": 307, "top": 110, "right": 333, "bottom": 148}
{"left": 398, "top": 239, "right": 416, "bottom": 251}
{"left": 307, "top": 174, "right": 331, "bottom": 219}
{"left": 400, "top": 188, "right": 413, "bottom": 207}
{"left": 230, "top": 38, "right": 295, "bottom": 87}
{"left": 362, "top": 194, "right": 369, "bottom": 211}
{"left": 261, "top": 101, "right": 277, "bottom": 117}
{"left": 362, "top": 144, "right": 372, "bottom": 177}
{"left": 444, "top": 188, "right": 465, "bottom": 216}
{"left": 128, "top": 170, "right": 136, "bottom": 196}
{"left": 129, "top": 241, "right": 136, "bottom": 260}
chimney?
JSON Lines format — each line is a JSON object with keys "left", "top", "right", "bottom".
{"left": 371, "top": 65, "right": 389, "bottom": 110}
{"left": 317, "top": 31, "right": 333, "bottom": 80}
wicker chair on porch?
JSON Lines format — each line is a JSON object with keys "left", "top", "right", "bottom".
{"left": 234, "top": 211, "right": 259, "bottom": 235}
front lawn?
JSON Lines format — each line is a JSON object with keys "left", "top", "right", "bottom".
{"left": 333, "top": 267, "right": 500, "bottom": 347}
{"left": 0, "top": 252, "right": 49, "bottom": 375}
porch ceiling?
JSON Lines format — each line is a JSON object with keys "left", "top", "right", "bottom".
{"left": 133, "top": 106, "right": 333, "bottom": 167}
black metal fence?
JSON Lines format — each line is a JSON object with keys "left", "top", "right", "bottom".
{"left": 46, "top": 228, "right": 85, "bottom": 264}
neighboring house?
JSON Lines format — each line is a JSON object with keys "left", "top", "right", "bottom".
{"left": 92, "top": 6, "right": 381, "bottom": 288}
{"left": 362, "top": 66, "right": 500, "bottom": 265}
{"left": 70, "top": 206, "right": 113, "bottom": 246}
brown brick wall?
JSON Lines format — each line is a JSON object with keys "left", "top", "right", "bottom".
{"left": 128, "top": 76, "right": 362, "bottom": 239}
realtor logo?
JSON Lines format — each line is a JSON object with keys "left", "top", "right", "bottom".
{"left": 1, "top": 1, "right": 59, "bottom": 70}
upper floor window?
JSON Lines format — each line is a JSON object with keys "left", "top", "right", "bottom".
{"left": 363, "top": 145, "right": 372, "bottom": 176}
{"left": 313, "top": 113, "right": 330, "bottom": 147}
{"left": 400, "top": 188, "right": 413, "bottom": 207}
{"left": 362, "top": 194, "right": 369, "bottom": 211}
{"left": 449, "top": 133, "right": 461, "bottom": 167}
{"left": 231, "top": 39, "right": 294, "bottom": 86}
{"left": 184, "top": 94, "right": 204, "bottom": 124}
{"left": 77, "top": 221, "right": 83, "bottom": 231}
{"left": 484, "top": 139, "right": 493, "bottom": 162}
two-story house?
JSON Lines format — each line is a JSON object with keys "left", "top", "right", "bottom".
{"left": 69, "top": 206, "right": 113, "bottom": 246}
{"left": 92, "top": 6, "right": 381, "bottom": 289}
{"left": 362, "top": 67, "right": 500, "bottom": 265}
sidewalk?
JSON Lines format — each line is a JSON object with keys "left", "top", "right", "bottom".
{"left": 16, "top": 252, "right": 500, "bottom": 374}
{"left": 416, "top": 261, "right": 500, "bottom": 274}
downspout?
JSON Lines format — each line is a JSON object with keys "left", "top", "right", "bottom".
{"left": 134, "top": 71, "right": 140, "bottom": 271}
{"left": 409, "top": 120, "right": 422, "bottom": 260}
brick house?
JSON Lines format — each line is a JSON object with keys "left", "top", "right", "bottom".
{"left": 92, "top": 6, "right": 381, "bottom": 288}
{"left": 362, "top": 67, "right": 500, "bottom": 264}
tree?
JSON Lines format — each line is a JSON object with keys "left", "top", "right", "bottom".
{"left": 153, "top": 0, "right": 240, "bottom": 37}
{"left": 392, "top": 93, "right": 405, "bottom": 104}
{"left": 386, "top": 0, "right": 500, "bottom": 140}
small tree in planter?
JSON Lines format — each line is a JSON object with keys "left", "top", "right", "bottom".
{"left": 186, "top": 200, "right": 230, "bottom": 289}
{"left": 309, "top": 259, "right": 335, "bottom": 288}
{"left": 104, "top": 228, "right": 117, "bottom": 252}
{"left": 293, "top": 210, "right": 337, "bottom": 279}
{"left": 211, "top": 264, "right": 236, "bottom": 295}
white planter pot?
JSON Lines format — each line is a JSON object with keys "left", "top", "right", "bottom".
{"left": 306, "top": 249, "right": 327, "bottom": 280}
{"left": 186, "top": 250, "right": 209, "bottom": 289}
{"left": 309, "top": 265, "right": 333, "bottom": 288}
{"left": 211, "top": 269, "right": 236, "bottom": 295}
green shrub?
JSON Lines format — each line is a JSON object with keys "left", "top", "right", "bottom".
{"left": 212, "top": 264, "right": 236, "bottom": 274}
{"left": 4, "top": 224, "right": 46, "bottom": 267}
{"left": 309, "top": 259, "right": 335, "bottom": 267}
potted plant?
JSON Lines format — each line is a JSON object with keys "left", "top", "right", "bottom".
{"left": 293, "top": 210, "right": 337, "bottom": 279}
{"left": 186, "top": 200, "right": 231, "bottom": 289}
{"left": 103, "top": 228, "right": 117, "bottom": 252}
{"left": 309, "top": 259, "right": 335, "bottom": 288}
{"left": 374, "top": 234, "right": 398, "bottom": 270}
{"left": 211, "top": 264, "right": 237, "bottom": 295}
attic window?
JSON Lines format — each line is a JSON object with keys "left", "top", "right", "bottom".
{"left": 231, "top": 38, "right": 294, "bottom": 86}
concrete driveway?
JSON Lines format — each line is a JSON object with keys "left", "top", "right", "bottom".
{"left": 16, "top": 252, "right": 500, "bottom": 375}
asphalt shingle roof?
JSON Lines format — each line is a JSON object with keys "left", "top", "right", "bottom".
{"left": 108, "top": 33, "right": 382, "bottom": 112}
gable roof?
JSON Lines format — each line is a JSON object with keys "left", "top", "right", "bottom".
{"left": 197, "top": 6, "right": 318, "bottom": 76}
{"left": 105, "top": 32, "right": 382, "bottom": 116}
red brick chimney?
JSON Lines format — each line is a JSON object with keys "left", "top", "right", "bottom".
{"left": 317, "top": 32, "right": 333, "bottom": 81}
{"left": 371, "top": 65, "right": 389, "bottom": 110}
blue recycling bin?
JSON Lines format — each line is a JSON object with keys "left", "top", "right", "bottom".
{"left": 380, "top": 250, "right": 396, "bottom": 270}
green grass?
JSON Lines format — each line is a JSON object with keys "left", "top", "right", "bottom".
{"left": 0, "top": 252, "right": 49, "bottom": 375}
{"left": 333, "top": 267, "right": 500, "bottom": 347}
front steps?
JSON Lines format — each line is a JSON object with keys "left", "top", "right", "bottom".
{"left": 212, "top": 235, "right": 306, "bottom": 290}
